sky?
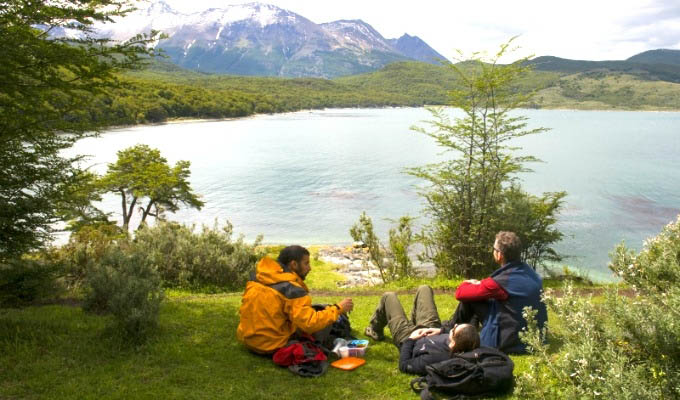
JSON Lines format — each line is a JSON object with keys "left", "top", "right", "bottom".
{"left": 159, "top": 0, "right": 680, "bottom": 62}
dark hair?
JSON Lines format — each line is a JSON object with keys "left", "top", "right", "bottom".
{"left": 277, "top": 245, "right": 310, "bottom": 267}
{"left": 495, "top": 231, "right": 522, "bottom": 262}
{"left": 450, "top": 324, "right": 480, "bottom": 354}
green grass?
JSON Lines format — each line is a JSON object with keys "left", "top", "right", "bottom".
{"left": 0, "top": 259, "right": 567, "bottom": 400}
{"left": 0, "top": 256, "right": 588, "bottom": 399}
{"left": 0, "top": 292, "right": 538, "bottom": 400}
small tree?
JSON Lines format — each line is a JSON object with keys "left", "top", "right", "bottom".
{"left": 101, "top": 145, "right": 204, "bottom": 230}
{"left": 350, "top": 212, "right": 416, "bottom": 282}
{"left": 388, "top": 216, "right": 416, "bottom": 279}
{"left": 350, "top": 212, "right": 387, "bottom": 282}
{"left": 408, "top": 39, "right": 564, "bottom": 278}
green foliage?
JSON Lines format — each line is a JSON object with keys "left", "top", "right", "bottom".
{"left": 44, "top": 57, "right": 680, "bottom": 132}
{"left": 388, "top": 216, "right": 417, "bottom": 279}
{"left": 541, "top": 265, "right": 594, "bottom": 287}
{"left": 0, "top": 0, "right": 159, "bottom": 259}
{"left": 100, "top": 144, "right": 204, "bottom": 230}
{"left": 350, "top": 212, "right": 386, "bottom": 280}
{"left": 83, "top": 246, "right": 164, "bottom": 342}
{"left": 528, "top": 55, "right": 680, "bottom": 84}
{"left": 56, "top": 169, "right": 109, "bottom": 231}
{"left": 130, "top": 221, "right": 265, "bottom": 291}
{"left": 409, "top": 40, "right": 564, "bottom": 278}
{"left": 609, "top": 216, "right": 680, "bottom": 292}
{"left": 350, "top": 212, "right": 416, "bottom": 282}
{"left": 516, "top": 215, "right": 680, "bottom": 399}
{"left": 497, "top": 185, "right": 566, "bottom": 269}
{"left": 0, "top": 258, "right": 61, "bottom": 307}
{"left": 49, "top": 222, "right": 128, "bottom": 289}
{"left": 48, "top": 219, "right": 262, "bottom": 293}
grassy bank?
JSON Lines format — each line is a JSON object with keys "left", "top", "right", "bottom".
{"left": 0, "top": 291, "right": 544, "bottom": 400}
{"left": 0, "top": 254, "right": 584, "bottom": 400}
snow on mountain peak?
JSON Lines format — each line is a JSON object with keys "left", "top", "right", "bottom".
{"left": 193, "top": 3, "right": 294, "bottom": 28}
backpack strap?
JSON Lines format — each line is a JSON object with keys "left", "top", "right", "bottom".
{"left": 410, "top": 376, "right": 427, "bottom": 394}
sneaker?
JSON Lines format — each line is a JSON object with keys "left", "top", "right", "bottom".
{"left": 364, "top": 325, "right": 384, "bottom": 341}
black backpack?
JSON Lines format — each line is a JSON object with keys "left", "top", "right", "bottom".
{"left": 311, "top": 304, "right": 355, "bottom": 351}
{"left": 410, "top": 347, "right": 514, "bottom": 400}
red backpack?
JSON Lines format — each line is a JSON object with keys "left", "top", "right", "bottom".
{"left": 272, "top": 334, "right": 328, "bottom": 377}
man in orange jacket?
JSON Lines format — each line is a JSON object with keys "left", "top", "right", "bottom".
{"left": 237, "top": 245, "right": 353, "bottom": 354}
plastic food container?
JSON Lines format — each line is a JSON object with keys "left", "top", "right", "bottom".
{"left": 339, "top": 346, "right": 367, "bottom": 358}
{"left": 336, "top": 339, "right": 369, "bottom": 358}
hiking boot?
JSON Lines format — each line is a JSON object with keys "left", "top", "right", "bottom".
{"left": 364, "top": 325, "right": 384, "bottom": 341}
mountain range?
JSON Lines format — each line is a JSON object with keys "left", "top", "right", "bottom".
{"left": 93, "top": 1, "right": 447, "bottom": 78}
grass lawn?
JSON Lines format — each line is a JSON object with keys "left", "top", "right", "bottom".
{"left": 0, "top": 258, "right": 567, "bottom": 400}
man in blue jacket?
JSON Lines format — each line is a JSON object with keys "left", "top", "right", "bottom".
{"left": 446, "top": 231, "right": 548, "bottom": 354}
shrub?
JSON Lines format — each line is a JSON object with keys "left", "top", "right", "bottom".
{"left": 0, "top": 258, "right": 61, "bottom": 307}
{"left": 83, "top": 247, "right": 164, "bottom": 342}
{"left": 350, "top": 212, "right": 416, "bottom": 282}
{"left": 516, "top": 215, "right": 680, "bottom": 399}
{"left": 131, "top": 221, "right": 264, "bottom": 291}
{"left": 49, "top": 222, "right": 127, "bottom": 289}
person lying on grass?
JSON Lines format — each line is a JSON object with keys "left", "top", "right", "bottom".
{"left": 237, "top": 245, "right": 353, "bottom": 355}
{"left": 364, "top": 285, "right": 480, "bottom": 375}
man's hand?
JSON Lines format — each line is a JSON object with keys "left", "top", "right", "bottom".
{"left": 409, "top": 327, "right": 442, "bottom": 340}
{"left": 464, "top": 279, "right": 481, "bottom": 284}
{"left": 337, "top": 298, "right": 353, "bottom": 314}
{"left": 409, "top": 328, "right": 428, "bottom": 340}
{"left": 422, "top": 327, "right": 442, "bottom": 336}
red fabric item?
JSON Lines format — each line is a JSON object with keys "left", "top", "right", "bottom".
{"left": 272, "top": 340, "right": 327, "bottom": 367}
{"left": 455, "top": 278, "right": 509, "bottom": 302}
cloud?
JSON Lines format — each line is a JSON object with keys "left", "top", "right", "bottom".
{"left": 620, "top": 0, "right": 680, "bottom": 27}
{"left": 613, "top": 1, "right": 680, "bottom": 52}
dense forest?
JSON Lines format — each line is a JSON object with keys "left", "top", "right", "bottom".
{"left": 85, "top": 57, "right": 680, "bottom": 126}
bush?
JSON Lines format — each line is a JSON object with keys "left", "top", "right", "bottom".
{"left": 516, "top": 215, "right": 680, "bottom": 399}
{"left": 49, "top": 222, "right": 127, "bottom": 289}
{"left": 83, "top": 247, "right": 164, "bottom": 342}
{"left": 131, "top": 221, "right": 264, "bottom": 291}
{"left": 350, "top": 212, "right": 416, "bottom": 283}
{"left": 0, "top": 258, "right": 61, "bottom": 307}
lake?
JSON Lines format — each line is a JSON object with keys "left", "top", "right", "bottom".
{"left": 67, "top": 108, "right": 680, "bottom": 281}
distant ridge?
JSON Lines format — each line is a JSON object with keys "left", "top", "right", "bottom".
{"left": 527, "top": 54, "right": 680, "bottom": 83}
{"left": 626, "top": 49, "right": 680, "bottom": 66}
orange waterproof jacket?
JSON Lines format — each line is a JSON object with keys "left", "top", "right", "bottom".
{"left": 236, "top": 257, "right": 341, "bottom": 354}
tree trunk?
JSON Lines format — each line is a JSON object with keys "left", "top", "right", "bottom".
{"left": 141, "top": 200, "right": 155, "bottom": 224}
{"left": 123, "top": 195, "right": 137, "bottom": 231}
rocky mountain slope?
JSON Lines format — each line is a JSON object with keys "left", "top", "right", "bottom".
{"left": 94, "top": 1, "right": 447, "bottom": 77}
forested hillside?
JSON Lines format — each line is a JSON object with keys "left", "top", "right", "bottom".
{"left": 88, "top": 56, "right": 680, "bottom": 126}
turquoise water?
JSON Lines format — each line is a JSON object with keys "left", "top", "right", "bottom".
{"left": 69, "top": 108, "right": 680, "bottom": 280}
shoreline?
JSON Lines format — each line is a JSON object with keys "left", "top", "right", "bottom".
{"left": 94, "top": 105, "right": 680, "bottom": 132}
{"left": 313, "top": 244, "right": 617, "bottom": 287}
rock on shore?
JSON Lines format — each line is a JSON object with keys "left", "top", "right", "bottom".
{"left": 316, "top": 243, "right": 436, "bottom": 288}
{"left": 316, "top": 244, "right": 383, "bottom": 288}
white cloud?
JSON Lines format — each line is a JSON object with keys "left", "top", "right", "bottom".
{"left": 152, "top": 0, "right": 680, "bottom": 61}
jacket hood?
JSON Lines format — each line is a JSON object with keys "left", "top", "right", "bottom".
{"left": 255, "top": 257, "right": 308, "bottom": 291}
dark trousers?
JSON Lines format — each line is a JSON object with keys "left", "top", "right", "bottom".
{"left": 368, "top": 285, "right": 442, "bottom": 346}
{"left": 448, "top": 300, "right": 490, "bottom": 329}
